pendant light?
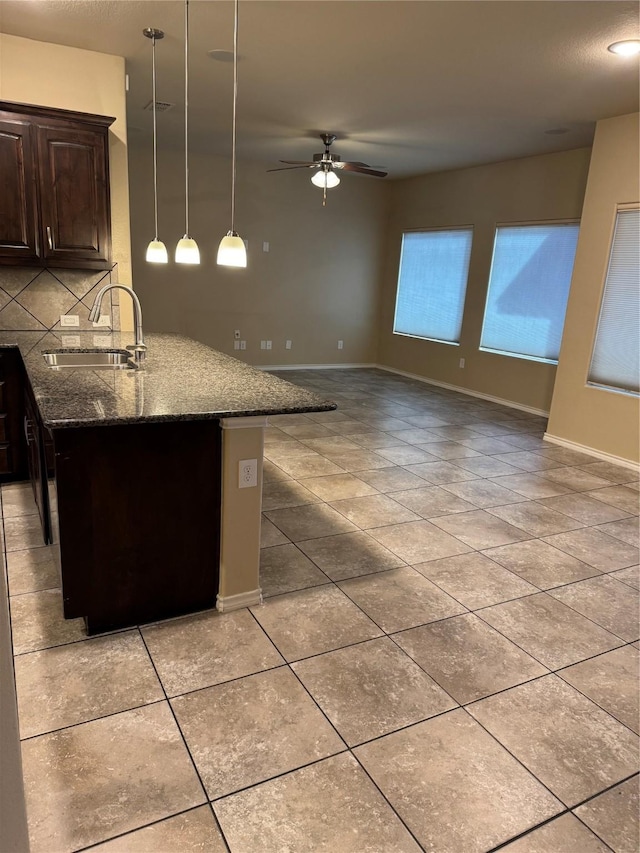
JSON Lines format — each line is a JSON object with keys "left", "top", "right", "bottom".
{"left": 175, "top": 0, "right": 200, "bottom": 264}
{"left": 143, "top": 28, "right": 168, "bottom": 263}
{"left": 217, "top": 0, "right": 247, "bottom": 268}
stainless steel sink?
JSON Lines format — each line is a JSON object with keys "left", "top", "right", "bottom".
{"left": 43, "top": 349, "right": 136, "bottom": 369}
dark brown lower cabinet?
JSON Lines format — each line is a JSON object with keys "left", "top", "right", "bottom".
{"left": 0, "top": 348, "right": 28, "bottom": 483}
{"left": 51, "top": 419, "right": 222, "bottom": 635}
{"left": 23, "top": 382, "right": 50, "bottom": 545}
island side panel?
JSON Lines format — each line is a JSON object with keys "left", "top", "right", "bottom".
{"left": 52, "top": 419, "right": 221, "bottom": 633}
{"left": 217, "top": 417, "right": 266, "bottom": 611}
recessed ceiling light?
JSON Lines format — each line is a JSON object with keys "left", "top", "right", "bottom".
{"left": 607, "top": 40, "right": 640, "bottom": 57}
{"left": 207, "top": 49, "right": 241, "bottom": 62}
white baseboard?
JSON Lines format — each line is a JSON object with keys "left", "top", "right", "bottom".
{"left": 543, "top": 432, "right": 640, "bottom": 472}
{"left": 255, "top": 362, "right": 377, "bottom": 371}
{"left": 376, "top": 365, "right": 550, "bottom": 417}
{"left": 216, "top": 588, "right": 263, "bottom": 612}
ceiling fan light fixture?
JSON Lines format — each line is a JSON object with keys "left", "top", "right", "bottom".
{"left": 311, "top": 168, "right": 340, "bottom": 189}
{"left": 146, "top": 239, "right": 169, "bottom": 263}
{"left": 217, "top": 231, "right": 247, "bottom": 267}
{"left": 607, "top": 39, "right": 640, "bottom": 56}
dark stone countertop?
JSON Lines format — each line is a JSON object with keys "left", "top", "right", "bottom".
{"left": 0, "top": 331, "right": 336, "bottom": 429}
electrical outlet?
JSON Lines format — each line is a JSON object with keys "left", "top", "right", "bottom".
{"left": 262, "top": 241, "right": 270, "bottom": 252}
{"left": 234, "top": 329, "right": 241, "bottom": 339}
{"left": 459, "top": 358, "right": 465, "bottom": 368}
{"left": 285, "top": 340, "right": 292, "bottom": 350}
{"left": 93, "top": 314, "right": 110, "bottom": 327}
{"left": 238, "top": 458, "right": 258, "bottom": 488}
{"left": 337, "top": 340, "right": 344, "bottom": 350}
{"left": 240, "top": 340, "right": 246, "bottom": 350}
{"left": 60, "top": 314, "right": 79, "bottom": 327}
{"left": 61, "top": 335, "right": 81, "bottom": 348}
{"left": 266, "top": 340, "right": 272, "bottom": 350}
{"left": 234, "top": 340, "right": 240, "bottom": 350}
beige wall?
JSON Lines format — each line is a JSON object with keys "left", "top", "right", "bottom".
{"left": 127, "top": 139, "right": 386, "bottom": 366}
{"left": 547, "top": 113, "right": 640, "bottom": 463}
{"left": 0, "top": 33, "right": 133, "bottom": 328}
{"left": 377, "top": 148, "right": 592, "bottom": 412}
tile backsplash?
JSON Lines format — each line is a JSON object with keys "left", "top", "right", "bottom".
{"left": 0, "top": 266, "right": 120, "bottom": 332}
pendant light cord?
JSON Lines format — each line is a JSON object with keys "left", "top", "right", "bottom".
{"left": 184, "top": 0, "right": 190, "bottom": 237}
{"left": 151, "top": 34, "right": 160, "bottom": 239}
{"left": 230, "top": 0, "right": 239, "bottom": 232}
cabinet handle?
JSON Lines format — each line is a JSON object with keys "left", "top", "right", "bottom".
{"left": 24, "top": 416, "right": 33, "bottom": 446}
{"left": 46, "top": 226, "right": 53, "bottom": 250}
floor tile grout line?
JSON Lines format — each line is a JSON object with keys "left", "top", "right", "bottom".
{"left": 471, "top": 580, "right": 637, "bottom": 645}
{"left": 72, "top": 803, "right": 223, "bottom": 853}
{"left": 17, "top": 695, "right": 170, "bottom": 744}
{"left": 346, "top": 750, "right": 430, "bottom": 851}
{"left": 553, "top": 667, "right": 640, "bottom": 737}
{"left": 487, "top": 770, "right": 640, "bottom": 853}
{"left": 458, "top": 703, "right": 582, "bottom": 812}
{"left": 12, "top": 621, "right": 135, "bottom": 657}
{"left": 471, "top": 602, "right": 627, "bottom": 672}
{"left": 136, "top": 629, "right": 232, "bottom": 853}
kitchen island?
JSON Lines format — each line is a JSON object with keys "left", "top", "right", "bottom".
{"left": 1, "top": 331, "right": 335, "bottom": 633}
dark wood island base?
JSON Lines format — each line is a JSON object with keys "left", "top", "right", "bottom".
{"left": 51, "top": 419, "right": 222, "bottom": 635}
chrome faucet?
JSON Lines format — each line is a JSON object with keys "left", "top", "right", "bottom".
{"left": 88, "top": 284, "right": 147, "bottom": 366}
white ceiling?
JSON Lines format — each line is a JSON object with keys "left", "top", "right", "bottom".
{"left": 1, "top": 1, "right": 638, "bottom": 177}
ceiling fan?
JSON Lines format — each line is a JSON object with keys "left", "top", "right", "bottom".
{"left": 268, "top": 133, "right": 388, "bottom": 205}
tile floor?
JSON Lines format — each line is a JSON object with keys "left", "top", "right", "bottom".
{"left": 5, "top": 367, "right": 640, "bottom": 853}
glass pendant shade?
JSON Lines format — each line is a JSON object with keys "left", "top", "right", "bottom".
{"left": 217, "top": 232, "right": 247, "bottom": 267}
{"left": 146, "top": 239, "right": 168, "bottom": 263}
{"left": 175, "top": 236, "right": 201, "bottom": 264}
{"left": 217, "top": 0, "right": 246, "bottom": 269}
{"left": 311, "top": 168, "right": 340, "bottom": 189}
{"left": 176, "top": 0, "right": 200, "bottom": 265}
{"left": 143, "top": 28, "right": 168, "bottom": 264}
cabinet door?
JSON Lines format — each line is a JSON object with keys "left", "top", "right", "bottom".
{"left": 37, "top": 123, "right": 111, "bottom": 270}
{"left": 23, "top": 385, "right": 50, "bottom": 545}
{"left": 0, "top": 117, "right": 40, "bottom": 263}
{"left": 0, "top": 348, "right": 27, "bottom": 482}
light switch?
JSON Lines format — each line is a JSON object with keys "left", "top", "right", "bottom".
{"left": 60, "top": 314, "right": 79, "bottom": 327}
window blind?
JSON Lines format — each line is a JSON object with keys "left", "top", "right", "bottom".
{"left": 393, "top": 229, "right": 473, "bottom": 344}
{"left": 480, "top": 223, "right": 580, "bottom": 362}
{"left": 588, "top": 208, "right": 640, "bottom": 394}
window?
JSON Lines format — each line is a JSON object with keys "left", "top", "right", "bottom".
{"left": 393, "top": 228, "right": 473, "bottom": 344}
{"left": 588, "top": 208, "right": 640, "bottom": 395}
{"left": 480, "top": 222, "right": 580, "bottom": 362}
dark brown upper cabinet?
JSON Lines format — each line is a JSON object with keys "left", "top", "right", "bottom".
{"left": 0, "top": 101, "right": 115, "bottom": 271}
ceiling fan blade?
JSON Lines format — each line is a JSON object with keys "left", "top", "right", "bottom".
{"left": 333, "top": 161, "right": 370, "bottom": 170}
{"left": 267, "top": 165, "right": 316, "bottom": 172}
{"left": 338, "top": 163, "right": 388, "bottom": 177}
{"left": 278, "top": 159, "right": 317, "bottom": 165}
